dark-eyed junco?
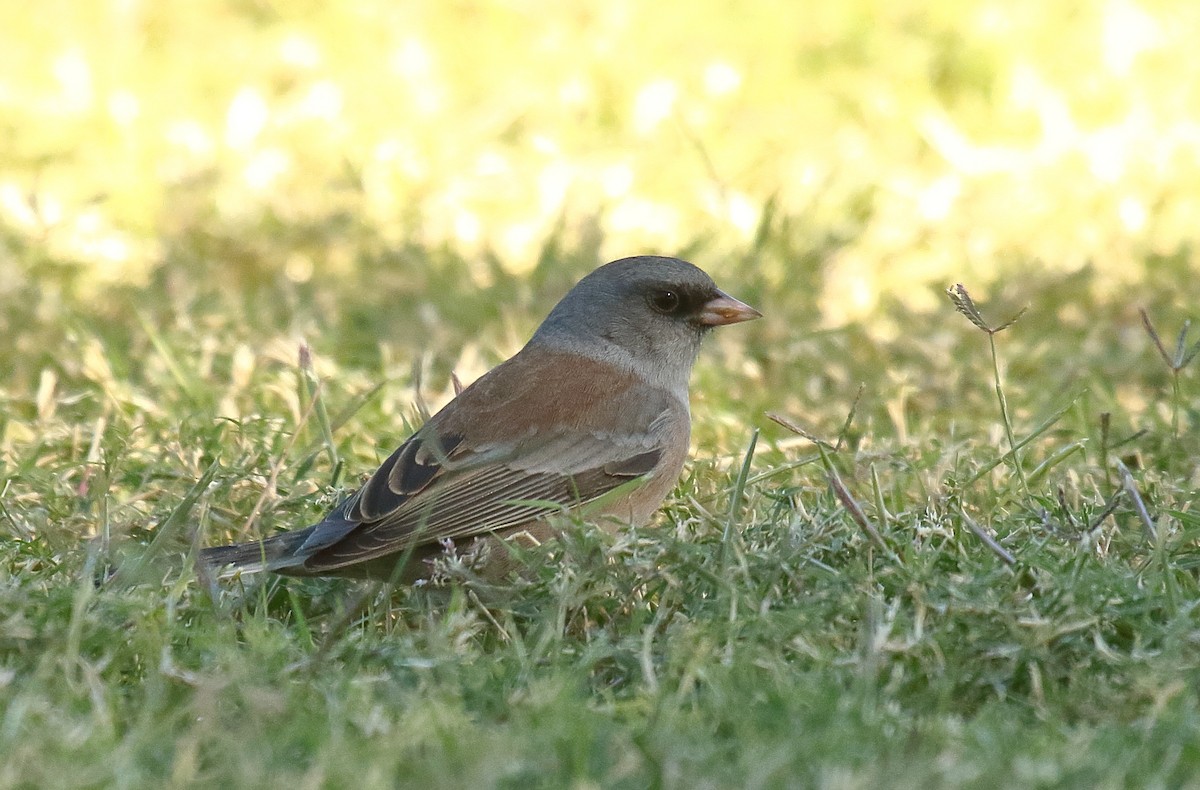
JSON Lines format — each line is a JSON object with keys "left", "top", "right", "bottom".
{"left": 201, "top": 255, "right": 760, "bottom": 582}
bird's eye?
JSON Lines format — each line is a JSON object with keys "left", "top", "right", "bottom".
{"left": 650, "top": 290, "right": 681, "bottom": 314}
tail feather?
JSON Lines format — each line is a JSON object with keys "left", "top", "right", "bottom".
{"left": 200, "top": 527, "right": 317, "bottom": 577}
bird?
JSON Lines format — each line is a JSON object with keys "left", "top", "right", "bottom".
{"left": 200, "top": 255, "right": 761, "bottom": 583}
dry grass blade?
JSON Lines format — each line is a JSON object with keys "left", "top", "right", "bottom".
{"left": 1056, "top": 487, "right": 1081, "bottom": 531}
{"left": 768, "top": 387, "right": 864, "bottom": 451}
{"left": 835, "top": 383, "right": 866, "bottom": 450}
{"left": 1087, "top": 491, "right": 1124, "bottom": 533}
{"left": 817, "top": 446, "right": 897, "bottom": 562}
{"left": 959, "top": 508, "right": 1016, "bottom": 566}
{"left": 828, "top": 467, "right": 895, "bottom": 560}
{"left": 767, "top": 412, "right": 835, "bottom": 448}
{"left": 468, "top": 588, "right": 511, "bottom": 643}
{"left": 1115, "top": 459, "right": 1157, "bottom": 544}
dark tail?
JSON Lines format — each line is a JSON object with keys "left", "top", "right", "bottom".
{"left": 200, "top": 526, "right": 318, "bottom": 577}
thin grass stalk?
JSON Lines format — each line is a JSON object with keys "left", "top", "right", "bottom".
{"left": 989, "top": 331, "right": 1028, "bottom": 497}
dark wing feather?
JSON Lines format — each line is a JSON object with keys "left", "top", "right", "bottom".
{"left": 348, "top": 432, "right": 464, "bottom": 522}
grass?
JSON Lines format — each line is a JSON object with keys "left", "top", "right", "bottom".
{"left": 4, "top": 1, "right": 1200, "bottom": 787}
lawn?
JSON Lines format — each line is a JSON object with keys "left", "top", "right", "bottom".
{"left": 2, "top": 1, "right": 1200, "bottom": 787}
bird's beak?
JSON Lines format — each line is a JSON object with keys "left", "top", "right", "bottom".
{"left": 696, "top": 290, "right": 762, "bottom": 326}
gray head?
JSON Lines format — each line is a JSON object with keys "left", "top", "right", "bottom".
{"left": 531, "top": 256, "right": 760, "bottom": 393}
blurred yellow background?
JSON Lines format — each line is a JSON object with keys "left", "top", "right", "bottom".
{"left": 2, "top": 0, "right": 1199, "bottom": 325}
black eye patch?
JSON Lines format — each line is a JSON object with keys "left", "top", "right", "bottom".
{"left": 645, "top": 283, "right": 714, "bottom": 316}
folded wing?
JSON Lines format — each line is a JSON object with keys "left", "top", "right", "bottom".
{"left": 295, "top": 348, "right": 683, "bottom": 573}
